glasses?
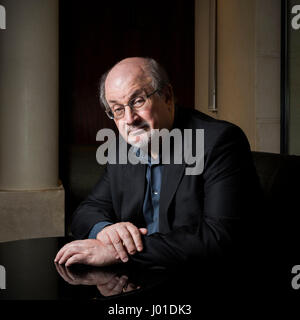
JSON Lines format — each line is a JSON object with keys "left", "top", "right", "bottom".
{"left": 105, "top": 89, "right": 159, "bottom": 120}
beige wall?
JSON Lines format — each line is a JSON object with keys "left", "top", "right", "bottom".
{"left": 195, "top": 0, "right": 281, "bottom": 153}
{"left": 289, "top": 0, "right": 300, "bottom": 156}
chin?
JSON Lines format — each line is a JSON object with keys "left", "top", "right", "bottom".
{"left": 128, "top": 132, "right": 151, "bottom": 149}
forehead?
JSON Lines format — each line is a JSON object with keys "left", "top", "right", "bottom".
{"left": 105, "top": 64, "right": 152, "bottom": 102}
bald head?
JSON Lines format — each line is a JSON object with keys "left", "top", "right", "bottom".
{"left": 109, "top": 57, "right": 150, "bottom": 76}
{"left": 105, "top": 58, "right": 152, "bottom": 103}
{"left": 99, "top": 57, "right": 170, "bottom": 112}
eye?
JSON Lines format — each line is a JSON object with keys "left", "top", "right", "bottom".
{"left": 114, "top": 108, "right": 124, "bottom": 116}
{"left": 112, "top": 105, "right": 124, "bottom": 115}
{"left": 132, "top": 96, "right": 145, "bottom": 108}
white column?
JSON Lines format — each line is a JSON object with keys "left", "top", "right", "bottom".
{"left": 0, "top": 0, "right": 59, "bottom": 189}
{"left": 0, "top": 0, "right": 64, "bottom": 242}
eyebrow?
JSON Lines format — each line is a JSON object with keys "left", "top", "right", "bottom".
{"left": 108, "top": 88, "right": 145, "bottom": 105}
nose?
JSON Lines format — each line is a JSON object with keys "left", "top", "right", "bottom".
{"left": 123, "top": 105, "right": 136, "bottom": 124}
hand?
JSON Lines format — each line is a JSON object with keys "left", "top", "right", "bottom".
{"left": 96, "top": 222, "right": 147, "bottom": 263}
{"left": 97, "top": 274, "right": 140, "bottom": 297}
{"left": 54, "top": 263, "right": 101, "bottom": 286}
{"left": 54, "top": 239, "right": 120, "bottom": 267}
{"left": 55, "top": 264, "right": 140, "bottom": 296}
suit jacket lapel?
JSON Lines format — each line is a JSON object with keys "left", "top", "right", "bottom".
{"left": 159, "top": 163, "right": 186, "bottom": 233}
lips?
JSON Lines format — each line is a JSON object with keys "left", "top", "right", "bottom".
{"left": 128, "top": 125, "right": 149, "bottom": 136}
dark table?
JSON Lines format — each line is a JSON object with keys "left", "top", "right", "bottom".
{"left": 0, "top": 236, "right": 298, "bottom": 318}
{"left": 0, "top": 237, "right": 171, "bottom": 300}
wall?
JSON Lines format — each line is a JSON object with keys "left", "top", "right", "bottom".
{"left": 288, "top": 0, "right": 300, "bottom": 155}
{"left": 254, "top": 0, "right": 281, "bottom": 153}
{"left": 195, "top": 0, "right": 281, "bottom": 153}
{"left": 60, "top": 0, "right": 195, "bottom": 146}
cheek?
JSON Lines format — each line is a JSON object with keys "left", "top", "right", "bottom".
{"left": 115, "top": 122, "right": 127, "bottom": 140}
{"left": 140, "top": 109, "right": 157, "bottom": 129}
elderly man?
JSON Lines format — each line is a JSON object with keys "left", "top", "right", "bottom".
{"left": 55, "top": 57, "right": 259, "bottom": 268}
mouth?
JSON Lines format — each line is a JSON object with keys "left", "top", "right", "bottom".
{"left": 128, "top": 125, "right": 149, "bottom": 136}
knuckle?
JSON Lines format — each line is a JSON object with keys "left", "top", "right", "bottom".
{"left": 120, "top": 232, "right": 131, "bottom": 240}
{"left": 101, "top": 227, "right": 111, "bottom": 236}
{"left": 125, "top": 222, "right": 134, "bottom": 228}
{"left": 115, "top": 222, "right": 122, "bottom": 228}
{"left": 113, "top": 238, "right": 121, "bottom": 245}
{"left": 101, "top": 234, "right": 111, "bottom": 245}
{"left": 131, "top": 228, "right": 140, "bottom": 236}
{"left": 127, "top": 224, "right": 139, "bottom": 233}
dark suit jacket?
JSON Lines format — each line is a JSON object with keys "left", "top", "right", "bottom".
{"left": 71, "top": 107, "right": 260, "bottom": 268}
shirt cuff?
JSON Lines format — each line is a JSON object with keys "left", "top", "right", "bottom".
{"left": 88, "top": 221, "right": 112, "bottom": 239}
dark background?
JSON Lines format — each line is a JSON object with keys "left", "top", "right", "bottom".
{"left": 58, "top": 0, "right": 195, "bottom": 225}
{"left": 59, "top": 0, "right": 195, "bottom": 145}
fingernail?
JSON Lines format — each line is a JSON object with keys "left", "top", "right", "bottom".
{"left": 123, "top": 257, "right": 128, "bottom": 262}
{"left": 137, "top": 246, "right": 142, "bottom": 251}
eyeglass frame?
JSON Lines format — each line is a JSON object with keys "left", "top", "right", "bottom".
{"left": 105, "top": 88, "right": 160, "bottom": 120}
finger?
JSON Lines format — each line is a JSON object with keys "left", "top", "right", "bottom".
{"left": 64, "top": 267, "right": 76, "bottom": 281}
{"left": 58, "top": 245, "right": 80, "bottom": 265}
{"left": 110, "top": 275, "right": 128, "bottom": 295}
{"left": 55, "top": 263, "right": 75, "bottom": 284}
{"left": 125, "top": 283, "right": 138, "bottom": 292}
{"left": 99, "top": 232, "right": 120, "bottom": 260}
{"left": 97, "top": 283, "right": 115, "bottom": 297}
{"left": 65, "top": 253, "right": 87, "bottom": 267}
{"left": 108, "top": 229, "right": 128, "bottom": 262}
{"left": 118, "top": 225, "right": 137, "bottom": 255}
{"left": 139, "top": 228, "right": 148, "bottom": 235}
{"left": 54, "top": 240, "right": 82, "bottom": 262}
{"left": 54, "top": 245, "right": 67, "bottom": 262}
{"left": 106, "top": 276, "right": 119, "bottom": 290}
{"left": 127, "top": 224, "right": 144, "bottom": 252}
{"left": 55, "top": 262, "right": 67, "bottom": 280}
{"left": 98, "top": 276, "right": 120, "bottom": 296}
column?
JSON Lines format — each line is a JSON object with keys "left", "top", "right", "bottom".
{"left": 0, "top": 0, "right": 64, "bottom": 242}
{"left": 254, "top": 0, "right": 281, "bottom": 153}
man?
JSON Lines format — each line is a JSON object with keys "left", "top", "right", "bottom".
{"left": 55, "top": 57, "right": 259, "bottom": 268}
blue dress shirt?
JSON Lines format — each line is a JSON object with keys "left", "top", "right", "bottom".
{"left": 88, "top": 149, "right": 162, "bottom": 238}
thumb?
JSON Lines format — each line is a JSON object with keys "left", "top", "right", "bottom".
{"left": 139, "top": 228, "right": 148, "bottom": 235}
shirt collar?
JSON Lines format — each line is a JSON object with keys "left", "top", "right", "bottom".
{"left": 134, "top": 147, "right": 160, "bottom": 165}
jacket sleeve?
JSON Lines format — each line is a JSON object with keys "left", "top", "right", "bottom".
{"left": 129, "top": 125, "right": 261, "bottom": 268}
{"left": 71, "top": 165, "right": 117, "bottom": 239}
